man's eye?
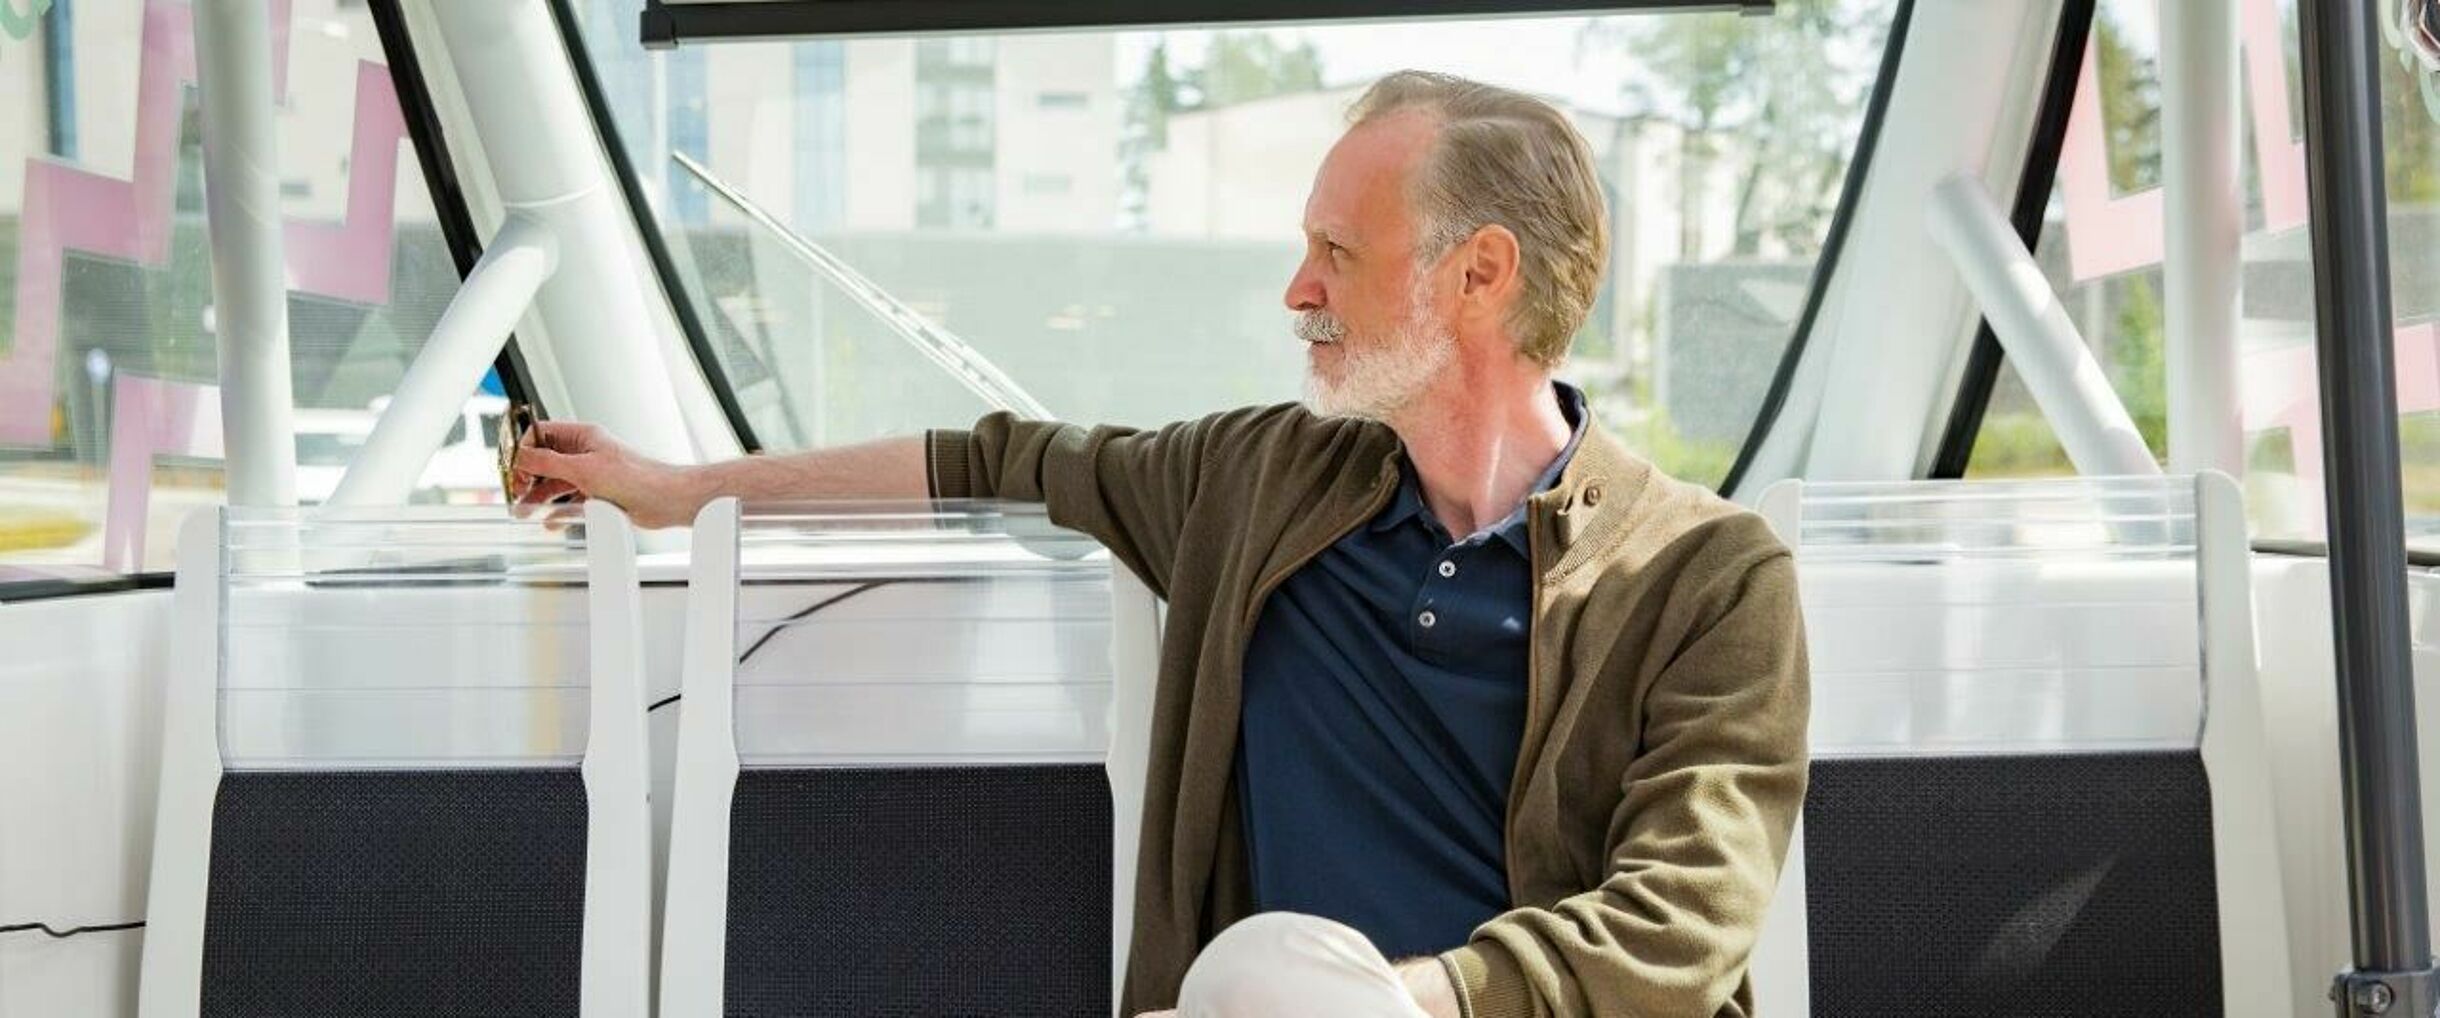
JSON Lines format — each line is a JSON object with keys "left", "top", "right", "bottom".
{"left": 1327, "top": 243, "right": 1348, "bottom": 257}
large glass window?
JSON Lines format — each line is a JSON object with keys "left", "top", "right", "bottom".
{"left": 1964, "top": 0, "right": 2440, "bottom": 552}
{"left": 569, "top": 0, "right": 1897, "bottom": 489}
{"left": 0, "top": 0, "right": 502, "bottom": 588}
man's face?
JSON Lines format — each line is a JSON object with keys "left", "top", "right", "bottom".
{"left": 1285, "top": 111, "right": 1457, "bottom": 421}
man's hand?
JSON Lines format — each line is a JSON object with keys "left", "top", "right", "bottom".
{"left": 1395, "top": 957, "right": 1461, "bottom": 1018}
{"left": 511, "top": 420, "right": 708, "bottom": 529}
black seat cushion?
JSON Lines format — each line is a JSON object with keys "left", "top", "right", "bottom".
{"left": 1803, "top": 750, "right": 2222, "bottom": 1017}
{"left": 725, "top": 764, "right": 1112, "bottom": 1018}
{"left": 202, "top": 768, "right": 588, "bottom": 1018}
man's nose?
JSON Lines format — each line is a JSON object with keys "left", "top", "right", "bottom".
{"left": 1284, "top": 264, "right": 1325, "bottom": 313}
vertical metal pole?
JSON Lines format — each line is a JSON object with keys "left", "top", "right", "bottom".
{"left": 193, "top": 0, "right": 298, "bottom": 508}
{"left": 2162, "top": 0, "right": 2243, "bottom": 477}
{"left": 42, "top": 0, "right": 76, "bottom": 160}
{"left": 2300, "top": 1, "right": 2438, "bottom": 1014}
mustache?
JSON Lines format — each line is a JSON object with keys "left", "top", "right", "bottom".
{"left": 1295, "top": 311, "right": 1346, "bottom": 345}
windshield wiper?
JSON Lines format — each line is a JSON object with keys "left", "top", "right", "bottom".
{"left": 671, "top": 150, "right": 1055, "bottom": 421}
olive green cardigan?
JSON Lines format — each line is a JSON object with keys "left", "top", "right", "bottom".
{"left": 926, "top": 402, "right": 1808, "bottom": 1018}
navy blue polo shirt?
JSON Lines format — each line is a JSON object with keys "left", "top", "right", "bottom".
{"left": 1236, "top": 383, "right": 1588, "bottom": 959}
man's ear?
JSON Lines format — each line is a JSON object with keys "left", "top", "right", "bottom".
{"left": 1457, "top": 224, "right": 1522, "bottom": 326}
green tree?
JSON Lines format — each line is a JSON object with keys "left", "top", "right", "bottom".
{"left": 1118, "top": 33, "right": 1328, "bottom": 231}
{"left": 1584, "top": 0, "right": 1886, "bottom": 258}
{"left": 2092, "top": 11, "right": 2160, "bottom": 194}
{"left": 1191, "top": 34, "right": 1325, "bottom": 109}
{"left": 1131, "top": 41, "right": 1186, "bottom": 149}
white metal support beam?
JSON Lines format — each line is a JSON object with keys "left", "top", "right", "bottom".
{"left": 428, "top": 0, "right": 698, "bottom": 472}
{"left": 192, "top": 0, "right": 297, "bottom": 508}
{"left": 327, "top": 215, "right": 557, "bottom": 507}
{"left": 2164, "top": 0, "right": 2246, "bottom": 476}
{"left": 1747, "top": 1, "right": 2056, "bottom": 487}
{"left": 1927, "top": 174, "right": 2159, "bottom": 477}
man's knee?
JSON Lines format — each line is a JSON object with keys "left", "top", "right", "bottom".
{"left": 1177, "top": 913, "right": 1414, "bottom": 1018}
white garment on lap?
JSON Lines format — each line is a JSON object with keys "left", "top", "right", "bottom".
{"left": 1177, "top": 912, "right": 1432, "bottom": 1018}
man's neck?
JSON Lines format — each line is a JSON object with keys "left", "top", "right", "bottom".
{"left": 1389, "top": 366, "right": 1571, "bottom": 541}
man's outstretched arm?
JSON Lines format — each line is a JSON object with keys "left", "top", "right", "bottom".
{"left": 510, "top": 420, "right": 927, "bottom": 528}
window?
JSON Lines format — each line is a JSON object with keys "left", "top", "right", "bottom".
{"left": 1963, "top": 0, "right": 2440, "bottom": 552}
{"left": 568, "top": 1, "right": 1898, "bottom": 489}
{"left": 0, "top": 2, "right": 500, "bottom": 588}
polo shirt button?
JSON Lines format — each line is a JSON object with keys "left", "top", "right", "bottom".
{"left": 1584, "top": 484, "right": 1605, "bottom": 507}
{"left": 1437, "top": 560, "right": 1457, "bottom": 578}
{"left": 1418, "top": 610, "right": 1438, "bottom": 628}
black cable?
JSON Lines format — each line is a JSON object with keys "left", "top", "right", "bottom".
{"left": 737, "top": 581, "right": 885, "bottom": 664}
{"left": 1, "top": 920, "right": 146, "bottom": 939}
{"left": 644, "top": 580, "right": 890, "bottom": 713}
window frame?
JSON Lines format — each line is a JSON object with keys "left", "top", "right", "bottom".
{"left": 1924, "top": 0, "right": 2095, "bottom": 480}
{"left": 1715, "top": 0, "right": 1918, "bottom": 498}
{"left": 547, "top": 0, "right": 768, "bottom": 453}
{"left": 1927, "top": 0, "right": 2439, "bottom": 560}
{"left": 592, "top": 0, "right": 1908, "bottom": 490}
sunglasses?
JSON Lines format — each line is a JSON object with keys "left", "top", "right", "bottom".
{"left": 496, "top": 402, "right": 537, "bottom": 502}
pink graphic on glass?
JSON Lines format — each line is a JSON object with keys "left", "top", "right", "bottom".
{"left": 0, "top": 0, "right": 406, "bottom": 446}
{"left": 2056, "top": 0, "right": 2433, "bottom": 528}
{"left": 101, "top": 376, "right": 223, "bottom": 572}
{"left": 2058, "top": 0, "right": 2308, "bottom": 282}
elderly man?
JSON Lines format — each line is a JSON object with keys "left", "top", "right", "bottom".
{"left": 514, "top": 71, "right": 1807, "bottom": 1018}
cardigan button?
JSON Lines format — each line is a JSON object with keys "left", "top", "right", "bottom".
{"left": 1583, "top": 484, "right": 1605, "bottom": 508}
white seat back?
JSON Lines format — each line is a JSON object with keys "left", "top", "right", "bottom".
{"left": 1751, "top": 473, "right": 2295, "bottom": 1016}
{"left": 138, "top": 501, "right": 652, "bottom": 1018}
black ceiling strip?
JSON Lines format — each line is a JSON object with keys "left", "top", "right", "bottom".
{"left": 1927, "top": 0, "right": 2094, "bottom": 479}
{"left": 642, "top": 0, "right": 1768, "bottom": 47}
{"left": 367, "top": 0, "right": 538, "bottom": 410}
{"left": 551, "top": 0, "right": 766, "bottom": 453}
{"left": 1715, "top": 0, "right": 1912, "bottom": 499}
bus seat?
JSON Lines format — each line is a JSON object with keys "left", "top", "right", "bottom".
{"left": 1751, "top": 473, "right": 2295, "bottom": 1017}
{"left": 660, "top": 498, "right": 1116, "bottom": 1018}
{"left": 136, "top": 502, "right": 654, "bottom": 1018}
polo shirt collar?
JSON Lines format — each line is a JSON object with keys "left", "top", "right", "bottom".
{"left": 1372, "top": 381, "right": 1591, "bottom": 555}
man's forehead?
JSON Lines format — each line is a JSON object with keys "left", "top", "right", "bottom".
{"left": 1305, "top": 112, "right": 1438, "bottom": 238}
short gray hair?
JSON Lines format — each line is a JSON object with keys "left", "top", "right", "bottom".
{"left": 1348, "top": 71, "right": 1610, "bottom": 367}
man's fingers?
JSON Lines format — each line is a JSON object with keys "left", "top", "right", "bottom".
{"left": 540, "top": 499, "right": 587, "bottom": 533}
{"left": 515, "top": 445, "right": 584, "bottom": 482}
{"left": 526, "top": 419, "right": 601, "bottom": 453}
{"left": 511, "top": 477, "right": 578, "bottom": 514}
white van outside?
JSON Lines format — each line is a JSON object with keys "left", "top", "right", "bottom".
{"left": 291, "top": 395, "right": 510, "bottom": 506}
